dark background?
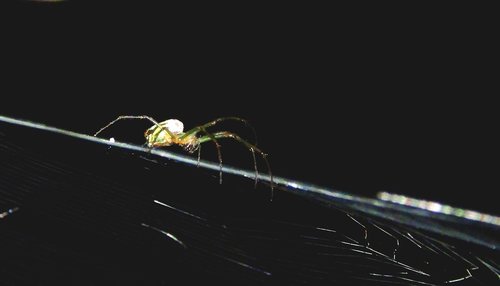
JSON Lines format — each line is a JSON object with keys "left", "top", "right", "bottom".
{"left": 1, "top": 2, "right": 497, "bottom": 215}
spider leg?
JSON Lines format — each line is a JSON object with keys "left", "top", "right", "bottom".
{"left": 199, "top": 127, "right": 223, "bottom": 184}
{"left": 199, "top": 131, "right": 274, "bottom": 201}
{"left": 93, "top": 115, "right": 175, "bottom": 139}
{"left": 197, "top": 143, "right": 201, "bottom": 167}
{"left": 250, "top": 148, "right": 258, "bottom": 187}
{"left": 181, "top": 117, "right": 258, "bottom": 146}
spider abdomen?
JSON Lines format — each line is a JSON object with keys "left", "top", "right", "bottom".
{"left": 144, "top": 129, "right": 175, "bottom": 147}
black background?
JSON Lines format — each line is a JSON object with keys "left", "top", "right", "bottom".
{"left": 1, "top": 2, "right": 497, "bottom": 215}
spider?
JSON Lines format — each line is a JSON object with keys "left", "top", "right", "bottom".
{"left": 94, "top": 116, "right": 274, "bottom": 199}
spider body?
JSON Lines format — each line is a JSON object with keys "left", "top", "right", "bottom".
{"left": 94, "top": 116, "right": 274, "bottom": 200}
{"left": 144, "top": 119, "right": 199, "bottom": 152}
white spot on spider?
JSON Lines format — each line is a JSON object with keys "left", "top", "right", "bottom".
{"left": 164, "top": 119, "right": 184, "bottom": 134}
{"left": 109, "top": 137, "right": 115, "bottom": 142}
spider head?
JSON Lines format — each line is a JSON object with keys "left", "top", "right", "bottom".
{"left": 181, "top": 134, "right": 200, "bottom": 153}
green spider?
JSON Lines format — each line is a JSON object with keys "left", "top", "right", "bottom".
{"left": 94, "top": 116, "right": 274, "bottom": 199}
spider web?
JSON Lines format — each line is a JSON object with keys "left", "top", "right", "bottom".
{"left": 1, "top": 115, "right": 498, "bottom": 285}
